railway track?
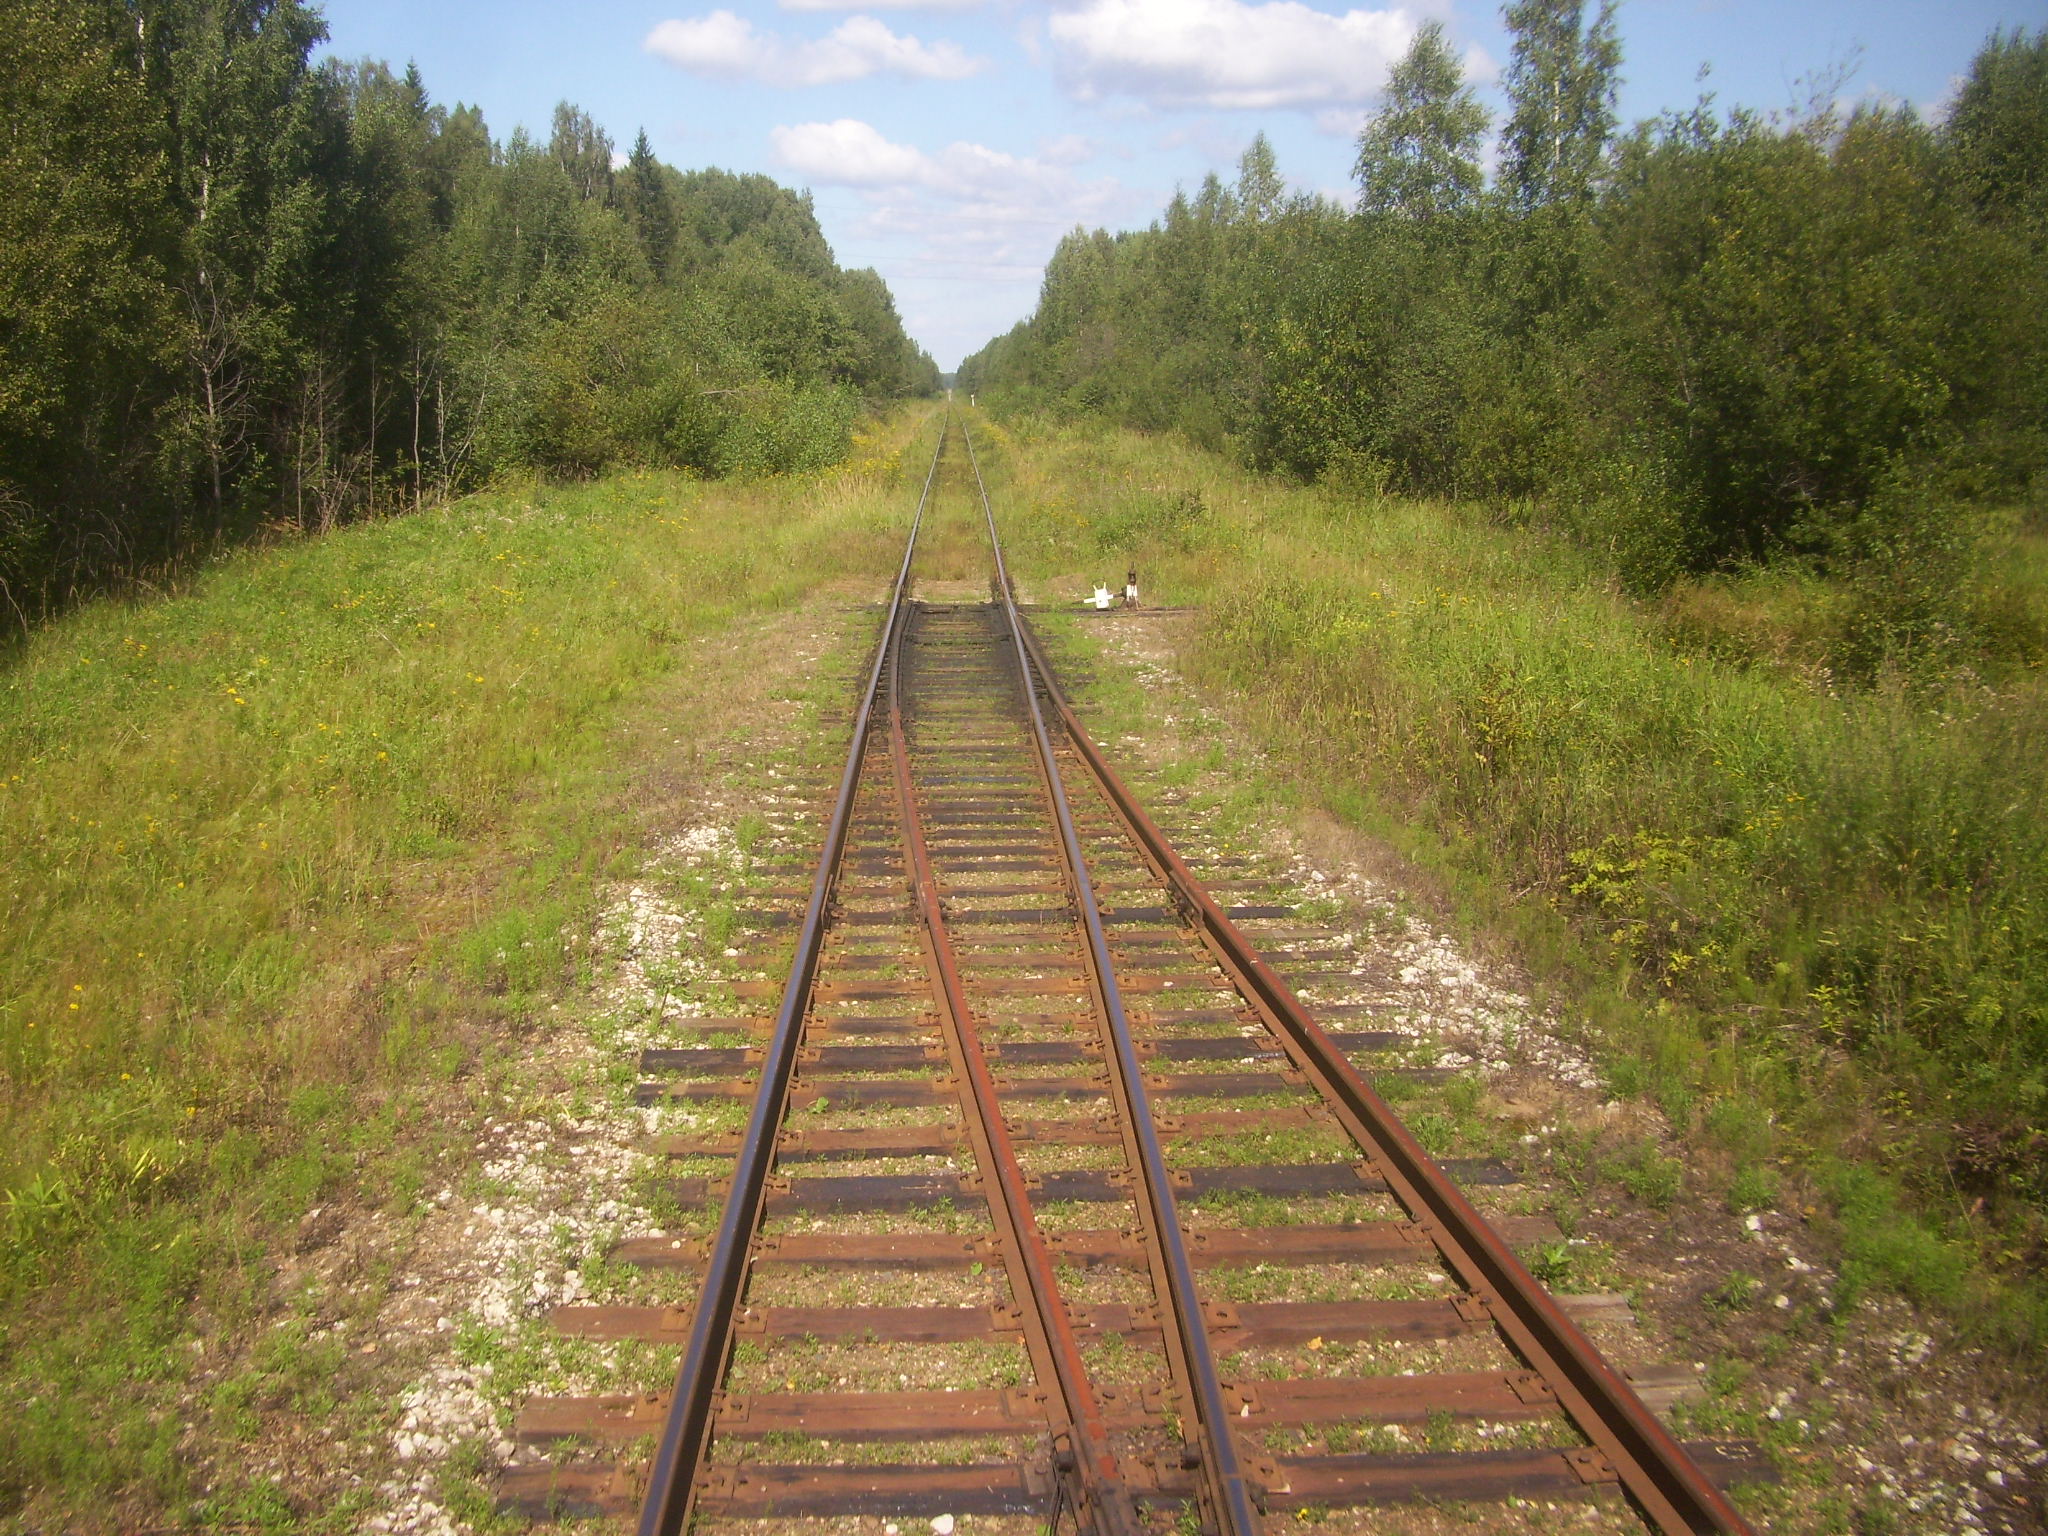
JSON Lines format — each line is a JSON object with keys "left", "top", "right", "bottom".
{"left": 497, "top": 416, "right": 1765, "bottom": 1535}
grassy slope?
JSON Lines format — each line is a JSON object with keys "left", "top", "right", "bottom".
{"left": 0, "top": 408, "right": 935, "bottom": 1516}
{"left": 974, "top": 411, "right": 2048, "bottom": 1353}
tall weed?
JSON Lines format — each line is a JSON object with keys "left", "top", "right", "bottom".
{"left": 984, "top": 413, "right": 2048, "bottom": 1341}
{"left": 0, "top": 407, "right": 937, "bottom": 1511}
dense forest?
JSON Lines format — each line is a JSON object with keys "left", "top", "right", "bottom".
{"left": 962, "top": 10, "right": 2047, "bottom": 664}
{"left": 0, "top": 0, "right": 939, "bottom": 624}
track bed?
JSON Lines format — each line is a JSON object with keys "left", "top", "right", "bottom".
{"left": 498, "top": 420, "right": 1762, "bottom": 1536}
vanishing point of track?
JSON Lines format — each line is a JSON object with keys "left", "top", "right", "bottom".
{"left": 499, "top": 417, "right": 1765, "bottom": 1535}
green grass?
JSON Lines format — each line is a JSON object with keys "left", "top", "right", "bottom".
{"left": 0, "top": 407, "right": 939, "bottom": 1520}
{"left": 971, "top": 408, "right": 2048, "bottom": 1357}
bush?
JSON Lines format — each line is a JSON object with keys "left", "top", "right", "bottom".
{"left": 710, "top": 383, "right": 856, "bottom": 477}
{"left": 1824, "top": 471, "right": 1977, "bottom": 679}
{"left": 1093, "top": 487, "right": 1214, "bottom": 557}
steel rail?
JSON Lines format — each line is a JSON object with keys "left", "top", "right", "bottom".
{"left": 637, "top": 414, "right": 951, "bottom": 1536}
{"left": 1004, "top": 602, "right": 1757, "bottom": 1536}
{"left": 884, "top": 603, "right": 1143, "bottom": 1536}
{"left": 960, "top": 420, "right": 1264, "bottom": 1536}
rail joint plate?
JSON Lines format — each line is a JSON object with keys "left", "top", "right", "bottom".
{"left": 1452, "top": 1291, "right": 1495, "bottom": 1325}
{"left": 1508, "top": 1370, "right": 1558, "bottom": 1406}
{"left": 1565, "top": 1447, "right": 1621, "bottom": 1485}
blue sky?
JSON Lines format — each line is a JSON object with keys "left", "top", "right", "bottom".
{"left": 313, "top": 1, "right": 2045, "bottom": 369}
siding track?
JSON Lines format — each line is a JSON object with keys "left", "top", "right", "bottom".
{"left": 499, "top": 417, "right": 1765, "bottom": 1535}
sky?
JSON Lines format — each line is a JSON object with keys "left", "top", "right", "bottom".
{"left": 311, "top": 1, "right": 2046, "bottom": 370}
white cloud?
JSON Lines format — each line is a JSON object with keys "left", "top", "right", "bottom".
{"left": 1037, "top": 132, "right": 1099, "bottom": 166}
{"left": 773, "top": 118, "right": 1122, "bottom": 209}
{"left": 781, "top": 0, "right": 979, "bottom": 9}
{"left": 771, "top": 118, "right": 1142, "bottom": 366}
{"left": 1154, "top": 118, "right": 1253, "bottom": 163}
{"left": 771, "top": 118, "right": 933, "bottom": 185}
{"left": 645, "top": 11, "right": 981, "bottom": 86}
{"left": 1047, "top": 0, "right": 1418, "bottom": 111}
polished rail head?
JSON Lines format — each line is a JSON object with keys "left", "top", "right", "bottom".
{"left": 958, "top": 419, "right": 1264, "bottom": 1536}
{"left": 636, "top": 415, "right": 951, "bottom": 1536}
{"left": 883, "top": 602, "right": 1141, "bottom": 1536}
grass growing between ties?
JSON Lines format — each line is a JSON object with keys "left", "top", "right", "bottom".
{"left": 0, "top": 407, "right": 939, "bottom": 1522}
{"left": 969, "top": 410, "right": 2048, "bottom": 1358}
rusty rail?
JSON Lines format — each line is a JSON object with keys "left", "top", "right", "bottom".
{"left": 501, "top": 408, "right": 1767, "bottom": 1536}
{"left": 636, "top": 416, "right": 950, "bottom": 1536}
{"left": 988, "top": 456, "right": 1756, "bottom": 1534}
{"left": 964, "top": 422, "right": 1263, "bottom": 1536}
{"left": 884, "top": 603, "right": 1142, "bottom": 1536}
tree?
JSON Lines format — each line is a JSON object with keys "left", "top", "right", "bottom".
{"left": 1941, "top": 29, "right": 2048, "bottom": 494}
{"left": 1234, "top": 133, "right": 1285, "bottom": 224}
{"left": 620, "top": 129, "right": 679, "bottom": 278}
{"left": 1192, "top": 170, "right": 1237, "bottom": 225}
{"left": 1355, "top": 21, "right": 1488, "bottom": 219}
{"left": 424, "top": 101, "right": 493, "bottom": 231}
{"left": 1945, "top": 27, "right": 2048, "bottom": 224}
{"left": 549, "top": 101, "right": 613, "bottom": 206}
{"left": 0, "top": 0, "right": 183, "bottom": 608}
{"left": 0, "top": 13, "right": 937, "bottom": 622}
{"left": 1500, "top": 0, "right": 1622, "bottom": 210}
{"left": 333, "top": 58, "right": 447, "bottom": 513}
{"left": 143, "top": 0, "right": 350, "bottom": 520}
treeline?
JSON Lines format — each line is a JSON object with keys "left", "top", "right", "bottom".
{"left": 0, "top": 0, "right": 939, "bottom": 623}
{"left": 962, "top": 8, "right": 2047, "bottom": 650}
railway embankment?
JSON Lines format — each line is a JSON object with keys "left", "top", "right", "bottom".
{"left": 3, "top": 408, "right": 2041, "bottom": 1534}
